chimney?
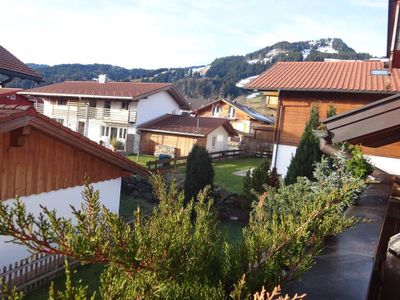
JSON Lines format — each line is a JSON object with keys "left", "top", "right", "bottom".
{"left": 98, "top": 74, "right": 108, "bottom": 84}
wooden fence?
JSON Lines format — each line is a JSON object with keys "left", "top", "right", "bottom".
{"left": 0, "top": 253, "right": 78, "bottom": 295}
{"left": 146, "top": 149, "right": 267, "bottom": 172}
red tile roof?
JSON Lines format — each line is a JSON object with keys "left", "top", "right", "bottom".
{"left": 247, "top": 61, "right": 400, "bottom": 93}
{"left": 138, "top": 114, "right": 237, "bottom": 137}
{"left": 0, "top": 46, "right": 42, "bottom": 82}
{"left": 19, "top": 81, "right": 190, "bottom": 108}
{"left": 0, "top": 88, "right": 22, "bottom": 95}
{"left": 0, "top": 105, "right": 149, "bottom": 177}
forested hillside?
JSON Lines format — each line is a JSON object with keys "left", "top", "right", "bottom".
{"left": 9, "top": 38, "right": 373, "bottom": 99}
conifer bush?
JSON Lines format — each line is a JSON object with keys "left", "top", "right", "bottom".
{"left": 285, "top": 104, "right": 322, "bottom": 185}
{"left": 0, "top": 151, "right": 366, "bottom": 299}
{"left": 184, "top": 145, "right": 214, "bottom": 202}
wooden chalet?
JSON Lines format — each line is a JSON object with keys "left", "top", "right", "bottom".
{"left": 0, "top": 45, "right": 42, "bottom": 86}
{"left": 138, "top": 114, "right": 237, "bottom": 157}
{"left": 247, "top": 60, "right": 400, "bottom": 176}
{"left": 0, "top": 104, "right": 148, "bottom": 201}
{"left": 195, "top": 98, "right": 275, "bottom": 142}
{"left": 0, "top": 104, "right": 148, "bottom": 267}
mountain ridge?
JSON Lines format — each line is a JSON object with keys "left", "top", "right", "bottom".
{"left": 7, "top": 38, "right": 374, "bottom": 99}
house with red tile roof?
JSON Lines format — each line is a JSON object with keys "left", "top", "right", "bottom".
{"left": 246, "top": 60, "right": 400, "bottom": 176}
{"left": 19, "top": 78, "right": 191, "bottom": 153}
{"left": 0, "top": 104, "right": 148, "bottom": 267}
{"left": 138, "top": 114, "right": 237, "bottom": 156}
{"left": 194, "top": 98, "right": 275, "bottom": 142}
{"left": 0, "top": 45, "right": 42, "bottom": 85}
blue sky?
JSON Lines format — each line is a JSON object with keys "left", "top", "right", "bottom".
{"left": 1, "top": 0, "right": 388, "bottom": 68}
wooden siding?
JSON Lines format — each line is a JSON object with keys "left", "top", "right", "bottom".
{"left": 198, "top": 101, "right": 251, "bottom": 120}
{"left": 0, "top": 128, "right": 129, "bottom": 201}
{"left": 140, "top": 131, "right": 206, "bottom": 157}
{"left": 277, "top": 91, "right": 400, "bottom": 159}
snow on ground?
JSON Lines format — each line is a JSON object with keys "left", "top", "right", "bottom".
{"left": 191, "top": 65, "right": 210, "bottom": 76}
{"left": 236, "top": 75, "right": 259, "bottom": 88}
{"left": 247, "top": 49, "right": 287, "bottom": 64}
{"left": 246, "top": 92, "right": 260, "bottom": 99}
{"left": 316, "top": 39, "right": 338, "bottom": 54}
{"left": 302, "top": 49, "right": 311, "bottom": 60}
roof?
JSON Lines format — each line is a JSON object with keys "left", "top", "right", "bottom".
{"left": 323, "top": 93, "right": 400, "bottom": 147}
{"left": 195, "top": 98, "right": 275, "bottom": 124}
{"left": 246, "top": 61, "right": 400, "bottom": 93}
{"left": 0, "top": 46, "right": 42, "bottom": 82}
{"left": 0, "top": 88, "right": 22, "bottom": 95}
{"left": 187, "top": 98, "right": 215, "bottom": 110}
{"left": 138, "top": 114, "right": 237, "bottom": 137}
{"left": 0, "top": 105, "right": 149, "bottom": 177}
{"left": 19, "top": 81, "right": 190, "bottom": 109}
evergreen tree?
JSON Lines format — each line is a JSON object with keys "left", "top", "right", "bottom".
{"left": 285, "top": 104, "right": 322, "bottom": 184}
{"left": 184, "top": 145, "right": 214, "bottom": 202}
{"left": 326, "top": 104, "right": 336, "bottom": 118}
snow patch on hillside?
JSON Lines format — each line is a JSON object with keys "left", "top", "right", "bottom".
{"left": 247, "top": 49, "right": 287, "bottom": 64}
{"left": 246, "top": 92, "right": 260, "bottom": 99}
{"left": 236, "top": 75, "right": 259, "bottom": 88}
{"left": 191, "top": 65, "right": 210, "bottom": 76}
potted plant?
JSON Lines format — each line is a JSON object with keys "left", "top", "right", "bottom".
{"left": 312, "top": 124, "right": 329, "bottom": 138}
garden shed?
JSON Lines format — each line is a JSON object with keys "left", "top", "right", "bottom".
{"left": 138, "top": 114, "right": 237, "bottom": 157}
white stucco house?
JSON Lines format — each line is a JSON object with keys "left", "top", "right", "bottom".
{"left": 18, "top": 77, "right": 191, "bottom": 153}
{"left": 0, "top": 104, "right": 149, "bottom": 267}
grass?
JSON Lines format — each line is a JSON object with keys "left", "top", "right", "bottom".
{"left": 25, "top": 264, "right": 103, "bottom": 300}
{"left": 213, "top": 157, "right": 267, "bottom": 194}
{"left": 119, "top": 193, "right": 155, "bottom": 219}
{"left": 127, "top": 154, "right": 157, "bottom": 167}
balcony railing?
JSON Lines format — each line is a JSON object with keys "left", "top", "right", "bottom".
{"left": 34, "top": 103, "right": 137, "bottom": 124}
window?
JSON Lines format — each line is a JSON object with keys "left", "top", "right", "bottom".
{"left": 212, "top": 104, "right": 220, "bottom": 117}
{"left": 228, "top": 106, "right": 236, "bottom": 118}
{"left": 57, "top": 99, "right": 67, "bottom": 106}
{"left": 89, "top": 100, "right": 97, "bottom": 108}
{"left": 121, "top": 101, "right": 129, "bottom": 110}
{"left": 211, "top": 136, "right": 216, "bottom": 147}
{"left": 51, "top": 118, "right": 64, "bottom": 125}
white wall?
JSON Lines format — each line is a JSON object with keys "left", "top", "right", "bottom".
{"left": 136, "top": 91, "right": 180, "bottom": 126}
{"left": 206, "top": 126, "right": 229, "bottom": 153}
{"left": 272, "top": 143, "right": 400, "bottom": 178}
{"left": 0, "top": 178, "right": 122, "bottom": 268}
{"left": 134, "top": 91, "right": 181, "bottom": 153}
{"left": 271, "top": 144, "right": 297, "bottom": 178}
{"left": 367, "top": 155, "right": 400, "bottom": 175}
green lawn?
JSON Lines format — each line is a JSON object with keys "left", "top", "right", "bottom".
{"left": 127, "top": 154, "right": 157, "bottom": 167}
{"left": 213, "top": 157, "right": 267, "bottom": 194}
{"left": 119, "top": 193, "right": 155, "bottom": 219}
{"left": 26, "top": 264, "right": 103, "bottom": 300}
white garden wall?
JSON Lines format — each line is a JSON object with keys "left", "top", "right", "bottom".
{"left": 0, "top": 178, "right": 122, "bottom": 268}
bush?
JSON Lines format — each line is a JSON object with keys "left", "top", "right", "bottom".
{"left": 243, "top": 160, "right": 280, "bottom": 207}
{"left": 345, "top": 145, "right": 374, "bottom": 179}
{"left": 285, "top": 104, "right": 322, "bottom": 185}
{"left": 184, "top": 145, "right": 214, "bottom": 202}
{"left": 0, "top": 151, "right": 366, "bottom": 298}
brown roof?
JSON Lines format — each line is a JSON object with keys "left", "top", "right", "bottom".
{"left": 19, "top": 81, "right": 190, "bottom": 108}
{"left": 0, "top": 46, "right": 42, "bottom": 82}
{"left": 0, "top": 104, "right": 149, "bottom": 177}
{"left": 195, "top": 98, "right": 274, "bottom": 124}
{"left": 0, "top": 88, "right": 22, "bottom": 95}
{"left": 247, "top": 61, "right": 400, "bottom": 93}
{"left": 138, "top": 114, "right": 237, "bottom": 137}
{"left": 323, "top": 93, "right": 400, "bottom": 147}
